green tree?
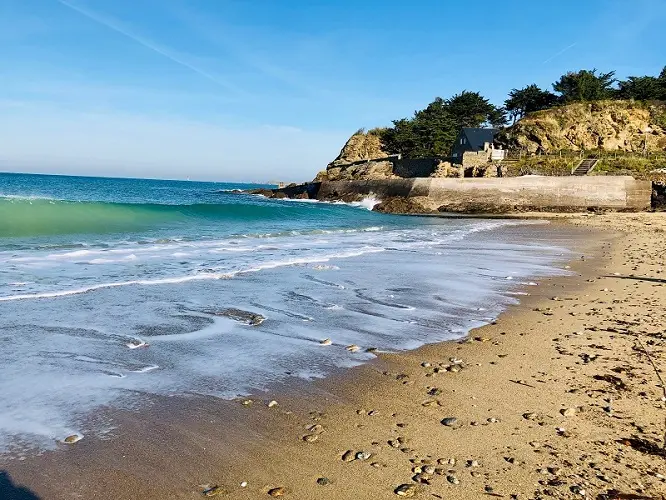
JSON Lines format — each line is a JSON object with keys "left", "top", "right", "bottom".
{"left": 504, "top": 84, "right": 559, "bottom": 123}
{"left": 378, "top": 92, "right": 505, "bottom": 158}
{"left": 446, "top": 91, "right": 506, "bottom": 128}
{"left": 553, "top": 69, "right": 617, "bottom": 102}
{"left": 411, "top": 97, "right": 458, "bottom": 157}
{"left": 380, "top": 118, "right": 419, "bottom": 158}
{"left": 659, "top": 66, "right": 666, "bottom": 99}
{"left": 617, "top": 75, "right": 662, "bottom": 100}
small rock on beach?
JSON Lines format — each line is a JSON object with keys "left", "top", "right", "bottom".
{"left": 441, "top": 417, "right": 458, "bottom": 427}
{"left": 203, "top": 486, "right": 228, "bottom": 497}
{"left": 394, "top": 483, "right": 417, "bottom": 497}
{"left": 62, "top": 434, "right": 83, "bottom": 444}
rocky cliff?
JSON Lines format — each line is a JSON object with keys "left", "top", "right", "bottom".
{"left": 313, "top": 130, "right": 394, "bottom": 182}
{"left": 498, "top": 100, "right": 666, "bottom": 153}
{"left": 329, "top": 130, "right": 389, "bottom": 165}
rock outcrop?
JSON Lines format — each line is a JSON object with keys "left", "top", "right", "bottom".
{"left": 329, "top": 130, "right": 389, "bottom": 166}
{"left": 373, "top": 197, "right": 435, "bottom": 214}
{"left": 315, "top": 160, "right": 395, "bottom": 182}
{"left": 498, "top": 100, "right": 666, "bottom": 154}
{"left": 314, "top": 131, "right": 395, "bottom": 182}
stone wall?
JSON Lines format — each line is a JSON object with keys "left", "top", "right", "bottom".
{"left": 392, "top": 157, "right": 444, "bottom": 178}
{"left": 460, "top": 150, "right": 490, "bottom": 168}
{"left": 315, "top": 176, "right": 652, "bottom": 212}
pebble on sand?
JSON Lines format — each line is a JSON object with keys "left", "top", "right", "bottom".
{"left": 561, "top": 407, "right": 576, "bottom": 417}
{"left": 302, "top": 434, "right": 319, "bottom": 443}
{"left": 203, "top": 485, "right": 228, "bottom": 497}
{"left": 346, "top": 344, "right": 360, "bottom": 352}
{"left": 307, "top": 424, "right": 324, "bottom": 433}
{"left": 319, "top": 338, "right": 332, "bottom": 345}
{"left": 441, "top": 417, "right": 458, "bottom": 427}
{"left": 341, "top": 450, "right": 356, "bottom": 462}
{"left": 62, "top": 434, "right": 83, "bottom": 444}
{"left": 316, "top": 477, "right": 332, "bottom": 486}
{"left": 394, "top": 483, "right": 417, "bottom": 497}
{"left": 268, "top": 486, "right": 286, "bottom": 497}
{"left": 267, "top": 400, "right": 279, "bottom": 408}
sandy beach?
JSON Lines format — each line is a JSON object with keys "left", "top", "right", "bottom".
{"left": 2, "top": 212, "right": 665, "bottom": 499}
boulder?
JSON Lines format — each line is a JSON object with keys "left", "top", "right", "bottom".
{"left": 373, "top": 197, "right": 435, "bottom": 214}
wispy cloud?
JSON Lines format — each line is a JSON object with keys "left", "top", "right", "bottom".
{"left": 55, "top": 0, "right": 246, "bottom": 96}
{"left": 170, "top": 5, "right": 333, "bottom": 99}
{"left": 542, "top": 42, "right": 577, "bottom": 65}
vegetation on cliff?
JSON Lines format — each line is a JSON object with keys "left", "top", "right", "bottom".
{"left": 375, "top": 92, "right": 505, "bottom": 159}
{"left": 501, "top": 150, "right": 666, "bottom": 179}
{"left": 498, "top": 100, "right": 666, "bottom": 154}
{"left": 504, "top": 68, "right": 666, "bottom": 123}
{"left": 313, "top": 65, "right": 666, "bottom": 184}
{"left": 363, "top": 66, "right": 666, "bottom": 160}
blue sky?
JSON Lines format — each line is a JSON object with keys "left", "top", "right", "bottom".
{"left": 1, "top": 0, "right": 664, "bottom": 181}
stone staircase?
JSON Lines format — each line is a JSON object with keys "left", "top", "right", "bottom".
{"left": 572, "top": 158, "right": 599, "bottom": 176}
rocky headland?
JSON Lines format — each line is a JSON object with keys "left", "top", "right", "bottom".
{"left": 249, "top": 101, "right": 666, "bottom": 214}
{"left": 497, "top": 100, "right": 666, "bottom": 154}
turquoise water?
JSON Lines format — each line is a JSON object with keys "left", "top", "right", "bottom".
{"left": 0, "top": 172, "right": 571, "bottom": 453}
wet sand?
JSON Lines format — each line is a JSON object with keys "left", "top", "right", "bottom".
{"left": 2, "top": 213, "right": 665, "bottom": 499}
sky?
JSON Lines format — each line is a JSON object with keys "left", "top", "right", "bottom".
{"left": 1, "top": 0, "right": 664, "bottom": 182}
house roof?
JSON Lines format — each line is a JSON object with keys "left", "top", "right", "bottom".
{"left": 461, "top": 128, "right": 499, "bottom": 152}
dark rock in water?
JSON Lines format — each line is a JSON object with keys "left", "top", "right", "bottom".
{"left": 373, "top": 197, "right": 435, "bottom": 214}
{"left": 211, "top": 308, "right": 265, "bottom": 326}
{"left": 248, "top": 188, "right": 276, "bottom": 197}
{"left": 247, "top": 182, "right": 319, "bottom": 201}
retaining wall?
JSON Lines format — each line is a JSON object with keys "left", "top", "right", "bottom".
{"left": 316, "top": 176, "right": 652, "bottom": 212}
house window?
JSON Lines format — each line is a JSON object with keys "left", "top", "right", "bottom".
{"left": 460, "top": 138, "right": 464, "bottom": 145}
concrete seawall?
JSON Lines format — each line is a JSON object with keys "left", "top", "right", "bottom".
{"left": 316, "top": 176, "right": 652, "bottom": 212}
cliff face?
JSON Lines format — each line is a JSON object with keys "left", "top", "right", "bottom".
{"left": 498, "top": 101, "right": 666, "bottom": 154}
{"left": 329, "top": 131, "right": 389, "bottom": 165}
{"left": 313, "top": 131, "right": 394, "bottom": 182}
{"left": 314, "top": 160, "right": 396, "bottom": 182}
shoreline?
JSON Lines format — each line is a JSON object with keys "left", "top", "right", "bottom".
{"left": 2, "top": 213, "right": 665, "bottom": 499}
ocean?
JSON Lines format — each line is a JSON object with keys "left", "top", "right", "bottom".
{"left": 0, "top": 172, "right": 572, "bottom": 453}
